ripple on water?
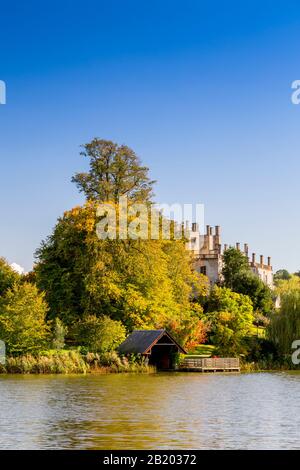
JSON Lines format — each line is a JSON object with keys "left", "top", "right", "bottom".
{"left": 0, "top": 372, "right": 300, "bottom": 449}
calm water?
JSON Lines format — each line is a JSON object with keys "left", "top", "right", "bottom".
{"left": 0, "top": 372, "right": 300, "bottom": 449}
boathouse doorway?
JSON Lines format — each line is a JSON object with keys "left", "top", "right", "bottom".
{"left": 118, "top": 329, "right": 186, "bottom": 370}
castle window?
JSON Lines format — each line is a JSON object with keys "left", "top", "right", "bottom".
{"left": 200, "top": 266, "right": 207, "bottom": 276}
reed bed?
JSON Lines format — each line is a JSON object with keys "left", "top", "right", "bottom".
{"left": 0, "top": 350, "right": 156, "bottom": 374}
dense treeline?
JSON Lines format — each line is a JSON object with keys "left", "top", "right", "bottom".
{"left": 0, "top": 138, "right": 297, "bottom": 372}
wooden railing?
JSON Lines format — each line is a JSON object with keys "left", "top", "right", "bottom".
{"left": 179, "top": 357, "right": 240, "bottom": 372}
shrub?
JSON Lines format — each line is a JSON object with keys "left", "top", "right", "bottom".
{"left": 73, "top": 315, "right": 126, "bottom": 352}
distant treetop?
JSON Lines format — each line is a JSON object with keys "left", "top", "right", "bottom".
{"left": 274, "top": 269, "right": 291, "bottom": 282}
{"left": 72, "top": 138, "right": 156, "bottom": 203}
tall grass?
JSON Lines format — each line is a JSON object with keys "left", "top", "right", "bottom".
{"left": 85, "top": 351, "right": 156, "bottom": 373}
{"left": 0, "top": 350, "right": 156, "bottom": 374}
{"left": 0, "top": 350, "right": 89, "bottom": 374}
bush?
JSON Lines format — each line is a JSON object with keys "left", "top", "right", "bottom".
{"left": 245, "top": 336, "right": 279, "bottom": 363}
{"left": 73, "top": 315, "right": 126, "bottom": 352}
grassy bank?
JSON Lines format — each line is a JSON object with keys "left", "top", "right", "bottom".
{"left": 0, "top": 350, "right": 156, "bottom": 375}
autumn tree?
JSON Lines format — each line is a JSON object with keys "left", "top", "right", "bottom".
{"left": 35, "top": 138, "right": 209, "bottom": 349}
{"left": 0, "top": 283, "right": 50, "bottom": 355}
{"left": 0, "top": 258, "right": 20, "bottom": 297}
{"left": 35, "top": 202, "right": 208, "bottom": 348}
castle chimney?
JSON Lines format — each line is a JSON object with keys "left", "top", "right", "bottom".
{"left": 260, "top": 255, "right": 264, "bottom": 266}
{"left": 244, "top": 243, "right": 249, "bottom": 256}
{"left": 224, "top": 244, "right": 228, "bottom": 251}
{"left": 268, "top": 256, "right": 271, "bottom": 267}
{"left": 252, "top": 253, "right": 256, "bottom": 264}
{"left": 206, "top": 225, "right": 210, "bottom": 235}
{"left": 192, "top": 222, "right": 199, "bottom": 232}
{"left": 236, "top": 242, "right": 240, "bottom": 251}
{"left": 218, "top": 244, "right": 222, "bottom": 254}
{"left": 209, "top": 227, "right": 213, "bottom": 235}
{"left": 215, "top": 225, "right": 220, "bottom": 236}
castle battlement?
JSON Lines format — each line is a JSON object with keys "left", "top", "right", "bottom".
{"left": 186, "top": 224, "right": 273, "bottom": 287}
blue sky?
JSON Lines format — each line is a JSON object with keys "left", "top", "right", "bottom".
{"left": 1, "top": 0, "right": 300, "bottom": 272}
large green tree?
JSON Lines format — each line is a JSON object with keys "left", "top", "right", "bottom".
{"left": 222, "top": 247, "right": 249, "bottom": 289}
{"left": 72, "top": 138, "right": 155, "bottom": 203}
{"left": 0, "top": 283, "right": 50, "bottom": 355}
{"left": 35, "top": 202, "right": 208, "bottom": 347}
{"left": 35, "top": 138, "right": 209, "bottom": 348}
{"left": 222, "top": 247, "right": 273, "bottom": 314}
{"left": 230, "top": 270, "right": 273, "bottom": 315}
{"left": 0, "top": 258, "right": 20, "bottom": 297}
{"left": 267, "top": 289, "right": 300, "bottom": 360}
{"left": 206, "top": 286, "right": 254, "bottom": 356}
{"left": 274, "top": 269, "right": 291, "bottom": 282}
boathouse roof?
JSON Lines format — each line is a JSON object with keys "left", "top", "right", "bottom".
{"left": 118, "top": 329, "right": 187, "bottom": 355}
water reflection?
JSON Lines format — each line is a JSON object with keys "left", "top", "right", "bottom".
{"left": 0, "top": 372, "right": 300, "bottom": 449}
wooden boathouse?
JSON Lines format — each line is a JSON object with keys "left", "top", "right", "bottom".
{"left": 119, "top": 329, "right": 240, "bottom": 372}
{"left": 118, "top": 329, "right": 186, "bottom": 370}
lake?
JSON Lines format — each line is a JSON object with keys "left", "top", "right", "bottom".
{"left": 0, "top": 371, "right": 299, "bottom": 449}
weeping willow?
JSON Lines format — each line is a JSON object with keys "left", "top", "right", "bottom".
{"left": 267, "top": 290, "right": 300, "bottom": 357}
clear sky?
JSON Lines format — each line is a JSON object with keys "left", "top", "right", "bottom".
{"left": 1, "top": 0, "right": 300, "bottom": 272}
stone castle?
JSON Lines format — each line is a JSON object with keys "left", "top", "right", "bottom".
{"left": 186, "top": 223, "right": 273, "bottom": 287}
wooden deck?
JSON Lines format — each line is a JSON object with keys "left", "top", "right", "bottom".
{"left": 179, "top": 357, "right": 240, "bottom": 372}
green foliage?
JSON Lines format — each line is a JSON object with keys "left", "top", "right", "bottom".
{"left": 267, "top": 289, "right": 300, "bottom": 358}
{"left": 187, "top": 344, "right": 216, "bottom": 356}
{"left": 0, "top": 350, "right": 88, "bottom": 374}
{"left": 0, "top": 350, "right": 155, "bottom": 374}
{"left": 0, "top": 283, "right": 50, "bottom": 355}
{"left": 84, "top": 351, "right": 156, "bottom": 373}
{"left": 34, "top": 138, "right": 209, "bottom": 349}
{"left": 244, "top": 336, "right": 278, "bottom": 364}
{"left": 274, "top": 269, "right": 291, "bottom": 282}
{"left": 52, "top": 318, "right": 68, "bottom": 350}
{"left": 35, "top": 203, "right": 207, "bottom": 349}
{"left": 71, "top": 138, "right": 155, "bottom": 203}
{"left": 222, "top": 248, "right": 273, "bottom": 314}
{"left": 222, "top": 248, "right": 249, "bottom": 289}
{"left": 230, "top": 269, "right": 273, "bottom": 314}
{"left": 206, "top": 286, "right": 254, "bottom": 356}
{"left": 0, "top": 258, "right": 20, "bottom": 296}
{"left": 73, "top": 315, "right": 126, "bottom": 352}
{"left": 275, "top": 275, "right": 300, "bottom": 296}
